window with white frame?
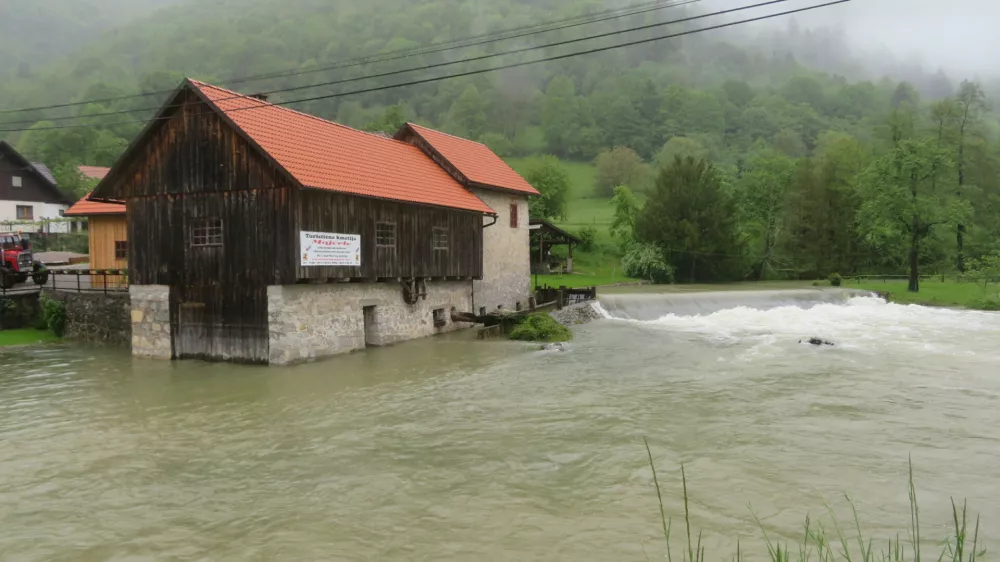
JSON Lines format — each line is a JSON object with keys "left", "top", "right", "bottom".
{"left": 432, "top": 227, "right": 449, "bottom": 251}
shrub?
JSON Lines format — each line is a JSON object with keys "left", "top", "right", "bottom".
{"left": 828, "top": 272, "right": 843, "bottom": 287}
{"left": 39, "top": 293, "right": 67, "bottom": 337}
{"left": 976, "top": 294, "right": 1000, "bottom": 311}
{"left": 509, "top": 314, "right": 573, "bottom": 342}
{"left": 622, "top": 243, "right": 674, "bottom": 284}
{"left": 578, "top": 226, "right": 597, "bottom": 252}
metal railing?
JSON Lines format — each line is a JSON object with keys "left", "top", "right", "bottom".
{"left": 47, "top": 269, "right": 129, "bottom": 294}
{"left": 0, "top": 269, "right": 130, "bottom": 295}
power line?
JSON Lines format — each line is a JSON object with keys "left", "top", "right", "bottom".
{"left": 0, "top": 0, "right": 701, "bottom": 117}
{"left": 0, "top": 0, "right": 850, "bottom": 134}
{"left": 0, "top": 0, "right": 718, "bottom": 127}
{"left": 0, "top": 0, "right": 797, "bottom": 127}
{"left": 223, "top": 0, "right": 703, "bottom": 86}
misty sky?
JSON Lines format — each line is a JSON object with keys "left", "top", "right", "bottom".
{"left": 765, "top": 0, "right": 1000, "bottom": 78}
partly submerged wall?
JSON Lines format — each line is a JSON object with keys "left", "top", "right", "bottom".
{"left": 267, "top": 281, "right": 474, "bottom": 365}
{"left": 129, "top": 285, "right": 171, "bottom": 359}
{"left": 42, "top": 289, "right": 131, "bottom": 346}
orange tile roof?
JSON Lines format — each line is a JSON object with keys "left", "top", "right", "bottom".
{"left": 190, "top": 80, "right": 494, "bottom": 214}
{"left": 78, "top": 165, "right": 111, "bottom": 180}
{"left": 404, "top": 123, "right": 539, "bottom": 195}
{"left": 64, "top": 191, "right": 125, "bottom": 216}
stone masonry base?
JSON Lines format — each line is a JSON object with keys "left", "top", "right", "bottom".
{"left": 267, "top": 281, "right": 473, "bottom": 365}
{"left": 130, "top": 285, "right": 171, "bottom": 360}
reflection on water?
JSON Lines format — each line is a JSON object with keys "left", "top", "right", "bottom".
{"left": 1, "top": 296, "right": 998, "bottom": 561}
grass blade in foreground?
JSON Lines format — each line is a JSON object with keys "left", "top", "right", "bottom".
{"left": 643, "top": 441, "right": 984, "bottom": 562}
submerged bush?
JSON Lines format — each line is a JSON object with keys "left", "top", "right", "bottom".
{"left": 509, "top": 314, "right": 573, "bottom": 342}
{"left": 39, "top": 293, "right": 67, "bottom": 337}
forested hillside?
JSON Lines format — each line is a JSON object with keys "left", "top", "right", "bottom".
{"left": 0, "top": 0, "right": 183, "bottom": 77}
{"left": 1, "top": 0, "right": 998, "bottom": 287}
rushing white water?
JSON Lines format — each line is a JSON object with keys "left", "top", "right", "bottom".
{"left": 597, "top": 295, "right": 1000, "bottom": 364}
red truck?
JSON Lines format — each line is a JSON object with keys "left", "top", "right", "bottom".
{"left": 0, "top": 232, "right": 49, "bottom": 289}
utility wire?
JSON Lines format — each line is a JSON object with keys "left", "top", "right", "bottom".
{"left": 0, "top": 0, "right": 850, "bottom": 134}
{"left": 0, "top": 0, "right": 799, "bottom": 127}
{"left": 0, "top": 0, "right": 701, "bottom": 116}
{"left": 0, "top": 0, "right": 718, "bottom": 126}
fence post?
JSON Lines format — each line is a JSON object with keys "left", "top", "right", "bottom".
{"left": 103, "top": 271, "right": 108, "bottom": 296}
{"left": 557, "top": 286, "right": 566, "bottom": 310}
{"left": 77, "top": 272, "right": 81, "bottom": 293}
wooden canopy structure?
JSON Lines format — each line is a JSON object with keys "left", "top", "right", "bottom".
{"left": 529, "top": 219, "right": 582, "bottom": 274}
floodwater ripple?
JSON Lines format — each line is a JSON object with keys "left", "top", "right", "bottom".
{"left": 0, "top": 296, "right": 997, "bottom": 560}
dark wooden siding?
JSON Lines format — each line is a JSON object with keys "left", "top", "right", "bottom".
{"left": 0, "top": 144, "right": 67, "bottom": 205}
{"left": 107, "top": 91, "right": 297, "bottom": 363}
{"left": 297, "top": 190, "right": 483, "bottom": 280}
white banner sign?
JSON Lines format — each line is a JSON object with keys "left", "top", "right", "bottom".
{"left": 300, "top": 231, "right": 361, "bottom": 267}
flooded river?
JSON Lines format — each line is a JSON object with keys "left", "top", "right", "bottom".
{"left": 1, "top": 291, "right": 999, "bottom": 561}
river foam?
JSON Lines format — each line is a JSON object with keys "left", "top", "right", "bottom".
{"left": 596, "top": 293, "right": 1000, "bottom": 360}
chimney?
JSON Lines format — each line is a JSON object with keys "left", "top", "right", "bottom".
{"left": 250, "top": 93, "right": 269, "bottom": 102}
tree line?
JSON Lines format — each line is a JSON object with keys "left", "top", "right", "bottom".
{"left": 525, "top": 80, "right": 1000, "bottom": 292}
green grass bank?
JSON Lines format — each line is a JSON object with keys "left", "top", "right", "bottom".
{"left": 0, "top": 329, "right": 59, "bottom": 347}
{"left": 850, "top": 279, "right": 999, "bottom": 310}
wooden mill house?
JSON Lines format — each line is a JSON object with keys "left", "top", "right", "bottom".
{"left": 90, "top": 79, "right": 537, "bottom": 365}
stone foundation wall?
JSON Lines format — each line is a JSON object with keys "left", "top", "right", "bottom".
{"left": 267, "top": 281, "right": 473, "bottom": 365}
{"left": 130, "top": 285, "right": 172, "bottom": 359}
{"left": 472, "top": 188, "right": 532, "bottom": 314}
{"left": 42, "top": 290, "right": 131, "bottom": 346}
{"left": 0, "top": 293, "right": 41, "bottom": 330}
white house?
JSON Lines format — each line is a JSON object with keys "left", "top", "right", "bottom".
{"left": 0, "top": 141, "right": 74, "bottom": 233}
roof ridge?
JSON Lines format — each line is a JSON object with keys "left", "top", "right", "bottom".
{"left": 190, "top": 79, "right": 411, "bottom": 147}
{"left": 408, "top": 122, "right": 490, "bottom": 148}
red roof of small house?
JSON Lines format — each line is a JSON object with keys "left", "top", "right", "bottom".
{"left": 78, "top": 166, "right": 111, "bottom": 180}
{"left": 189, "top": 80, "right": 494, "bottom": 214}
{"left": 64, "top": 191, "right": 125, "bottom": 216}
{"left": 401, "top": 123, "right": 539, "bottom": 195}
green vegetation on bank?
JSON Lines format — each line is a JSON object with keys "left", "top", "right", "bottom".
{"left": 852, "top": 280, "right": 1000, "bottom": 310}
{"left": 0, "top": 329, "right": 59, "bottom": 347}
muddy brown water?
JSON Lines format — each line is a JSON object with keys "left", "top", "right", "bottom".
{"left": 1, "top": 291, "right": 998, "bottom": 560}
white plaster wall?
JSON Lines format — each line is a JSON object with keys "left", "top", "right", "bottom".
{"left": 267, "top": 281, "right": 473, "bottom": 365}
{"left": 472, "top": 188, "right": 532, "bottom": 313}
{"left": 0, "top": 200, "right": 72, "bottom": 233}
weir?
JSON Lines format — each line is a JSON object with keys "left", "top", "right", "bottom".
{"left": 597, "top": 288, "right": 874, "bottom": 320}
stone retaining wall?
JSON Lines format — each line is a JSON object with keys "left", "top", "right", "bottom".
{"left": 41, "top": 290, "right": 131, "bottom": 346}
{"left": 0, "top": 293, "right": 41, "bottom": 330}
{"left": 550, "top": 302, "right": 604, "bottom": 326}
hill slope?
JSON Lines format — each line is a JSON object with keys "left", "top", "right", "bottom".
{"left": 0, "top": 0, "right": 184, "bottom": 77}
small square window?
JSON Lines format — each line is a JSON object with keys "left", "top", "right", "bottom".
{"left": 191, "top": 218, "right": 223, "bottom": 247}
{"left": 376, "top": 222, "right": 396, "bottom": 248}
{"left": 509, "top": 202, "right": 519, "bottom": 228}
{"left": 433, "top": 308, "right": 447, "bottom": 328}
{"left": 12, "top": 176, "right": 22, "bottom": 188}
{"left": 432, "top": 227, "right": 448, "bottom": 251}
{"left": 114, "top": 241, "right": 128, "bottom": 260}
{"left": 16, "top": 205, "right": 32, "bottom": 220}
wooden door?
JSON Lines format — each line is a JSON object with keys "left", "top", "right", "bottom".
{"left": 170, "top": 285, "right": 270, "bottom": 364}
